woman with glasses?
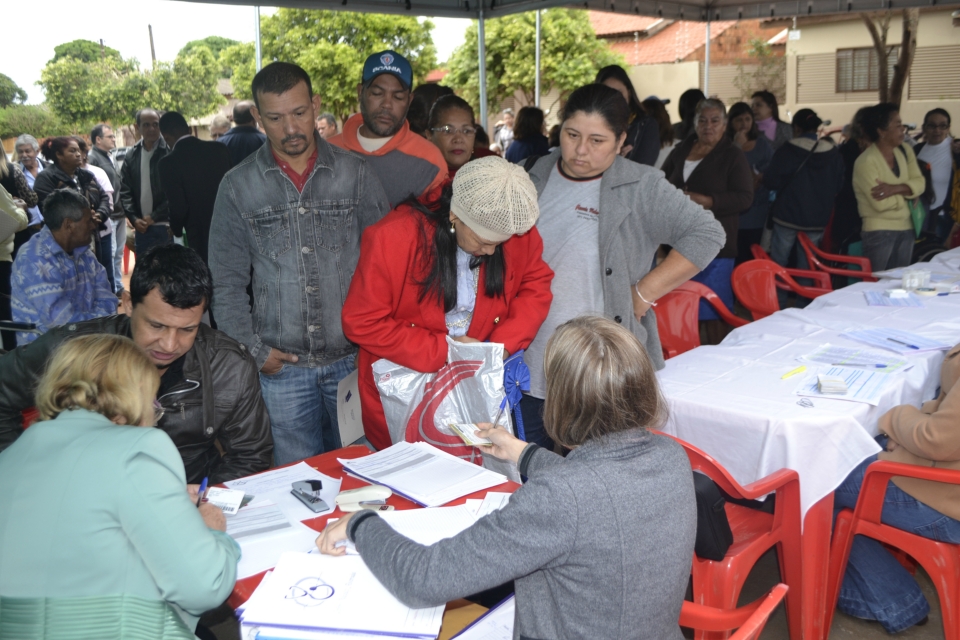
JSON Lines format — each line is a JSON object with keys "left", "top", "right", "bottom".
{"left": 342, "top": 156, "right": 553, "bottom": 452}
{"left": 914, "top": 108, "right": 960, "bottom": 244}
{"left": 0, "top": 334, "right": 240, "bottom": 640}
{"left": 853, "top": 103, "right": 927, "bottom": 270}
{"left": 426, "top": 95, "right": 493, "bottom": 178}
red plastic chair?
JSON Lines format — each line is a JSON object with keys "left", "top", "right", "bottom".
{"left": 659, "top": 432, "right": 803, "bottom": 640}
{"left": 657, "top": 282, "right": 749, "bottom": 359}
{"left": 733, "top": 259, "right": 832, "bottom": 321}
{"left": 680, "top": 583, "right": 789, "bottom": 640}
{"left": 825, "top": 460, "right": 960, "bottom": 640}
{"left": 797, "top": 232, "right": 876, "bottom": 282}
{"left": 749, "top": 244, "right": 833, "bottom": 291}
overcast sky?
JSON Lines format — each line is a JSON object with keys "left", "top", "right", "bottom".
{"left": 1, "top": 1, "right": 471, "bottom": 104}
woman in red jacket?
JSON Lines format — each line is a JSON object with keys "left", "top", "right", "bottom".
{"left": 342, "top": 156, "right": 554, "bottom": 451}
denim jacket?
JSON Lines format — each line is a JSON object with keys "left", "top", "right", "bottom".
{"left": 209, "top": 135, "right": 389, "bottom": 369}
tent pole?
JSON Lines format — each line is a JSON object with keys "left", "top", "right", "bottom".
{"left": 478, "top": 8, "right": 488, "bottom": 131}
{"left": 255, "top": 6, "right": 263, "bottom": 71}
{"left": 703, "top": 16, "right": 710, "bottom": 96}
{"left": 535, "top": 10, "right": 541, "bottom": 107}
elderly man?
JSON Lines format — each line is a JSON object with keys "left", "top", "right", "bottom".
{"left": 329, "top": 51, "right": 446, "bottom": 208}
{"left": 0, "top": 243, "right": 273, "bottom": 482}
{"left": 209, "top": 114, "right": 231, "bottom": 141}
{"left": 88, "top": 123, "right": 125, "bottom": 293}
{"left": 10, "top": 189, "right": 116, "bottom": 344}
{"left": 316, "top": 113, "right": 337, "bottom": 139}
{"left": 13, "top": 134, "right": 46, "bottom": 256}
{"left": 218, "top": 100, "right": 267, "bottom": 166}
{"left": 119, "top": 108, "right": 171, "bottom": 256}
{"left": 210, "top": 61, "right": 389, "bottom": 465}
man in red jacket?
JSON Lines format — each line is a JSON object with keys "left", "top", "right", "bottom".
{"left": 329, "top": 50, "right": 447, "bottom": 209}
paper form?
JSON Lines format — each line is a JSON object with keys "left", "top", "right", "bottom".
{"left": 227, "top": 501, "right": 292, "bottom": 539}
{"left": 236, "top": 523, "right": 321, "bottom": 579}
{"left": 204, "top": 487, "right": 246, "bottom": 515}
{"left": 238, "top": 553, "right": 444, "bottom": 638}
{"left": 863, "top": 291, "right": 924, "bottom": 307}
{"left": 795, "top": 366, "right": 893, "bottom": 406}
{"left": 379, "top": 504, "right": 479, "bottom": 545}
{"left": 451, "top": 595, "right": 515, "bottom": 639}
{"left": 226, "top": 462, "right": 342, "bottom": 522}
{"left": 800, "top": 344, "right": 908, "bottom": 372}
{"left": 842, "top": 328, "right": 952, "bottom": 354}
{"left": 475, "top": 492, "right": 511, "bottom": 518}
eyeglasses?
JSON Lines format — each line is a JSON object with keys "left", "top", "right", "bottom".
{"left": 924, "top": 123, "right": 950, "bottom": 131}
{"left": 153, "top": 400, "right": 165, "bottom": 425}
{"left": 430, "top": 125, "right": 478, "bottom": 137}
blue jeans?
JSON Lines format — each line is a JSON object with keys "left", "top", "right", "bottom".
{"left": 135, "top": 224, "right": 172, "bottom": 256}
{"left": 97, "top": 232, "right": 115, "bottom": 293}
{"left": 259, "top": 354, "right": 354, "bottom": 465}
{"left": 769, "top": 225, "right": 822, "bottom": 272}
{"left": 112, "top": 221, "right": 126, "bottom": 292}
{"left": 834, "top": 440, "right": 960, "bottom": 633}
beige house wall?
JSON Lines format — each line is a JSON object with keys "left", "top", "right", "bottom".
{"left": 783, "top": 9, "right": 960, "bottom": 129}
{"left": 628, "top": 61, "right": 701, "bottom": 122}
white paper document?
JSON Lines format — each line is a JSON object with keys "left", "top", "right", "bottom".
{"left": 227, "top": 501, "right": 293, "bottom": 539}
{"left": 379, "top": 504, "right": 479, "bottom": 545}
{"left": 800, "top": 343, "right": 908, "bottom": 372}
{"left": 226, "top": 462, "right": 342, "bottom": 522}
{"left": 204, "top": 487, "right": 246, "bottom": 515}
{"left": 795, "top": 366, "right": 893, "bottom": 405}
{"left": 842, "top": 328, "right": 952, "bottom": 354}
{"left": 451, "top": 595, "right": 516, "bottom": 639}
{"left": 864, "top": 291, "right": 924, "bottom": 307}
{"left": 238, "top": 552, "right": 444, "bottom": 639}
{"left": 475, "top": 492, "right": 511, "bottom": 518}
{"left": 339, "top": 442, "right": 507, "bottom": 507}
{"left": 236, "top": 522, "right": 321, "bottom": 579}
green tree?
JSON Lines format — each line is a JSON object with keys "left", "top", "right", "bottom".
{"left": 39, "top": 56, "right": 149, "bottom": 129}
{"left": 148, "top": 46, "right": 225, "bottom": 120}
{"left": 0, "top": 73, "right": 27, "bottom": 108}
{"left": 181, "top": 36, "right": 241, "bottom": 77}
{"left": 297, "top": 42, "right": 366, "bottom": 122}
{"left": 51, "top": 38, "right": 121, "bottom": 64}
{"left": 445, "top": 9, "right": 623, "bottom": 113}
{"left": 0, "top": 105, "right": 69, "bottom": 139}
{"left": 219, "top": 42, "right": 257, "bottom": 99}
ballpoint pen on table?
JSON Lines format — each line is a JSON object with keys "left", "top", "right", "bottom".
{"left": 196, "top": 477, "right": 209, "bottom": 507}
{"left": 491, "top": 397, "right": 508, "bottom": 429}
{"left": 886, "top": 337, "right": 919, "bottom": 350}
{"left": 831, "top": 363, "right": 888, "bottom": 368}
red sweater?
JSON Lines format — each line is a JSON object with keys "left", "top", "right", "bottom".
{"left": 341, "top": 206, "right": 554, "bottom": 450}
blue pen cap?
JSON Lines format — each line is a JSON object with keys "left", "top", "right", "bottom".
{"left": 362, "top": 51, "right": 413, "bottom": 90}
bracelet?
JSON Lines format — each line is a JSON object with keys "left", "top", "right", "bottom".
{"left": 635, "top": 282, "right": 657, "bottom": 307}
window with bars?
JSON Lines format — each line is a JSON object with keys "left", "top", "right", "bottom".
{"left": 836, "top": 47, "right": 899, "bottom": 92}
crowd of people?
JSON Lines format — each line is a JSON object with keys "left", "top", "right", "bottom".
{"left": 0, "top": 47, "right": 958, "bottom": 639}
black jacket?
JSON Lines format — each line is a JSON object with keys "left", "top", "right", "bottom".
{"left": 158, "top": 136, "right": 232, "bottom": 264}
{"left": 218, "top": 125, "right": 267, "bottom": 168}
{"left": 119, "top": 139, "right": 169, "bottom": 224}
{"left": 87, "top": 146, "right": 124, "bottom": 219}
{"left": 0, "top": 315, "right": 273, "bottom": 483}
{"left": 623, "top": 113, "right": 661, "bottom": 167}
{"left": 763, "top": 136, "right": 845, "bottom": 231}
{"left": 33, "top": 164, "right": 112, "bottom": 227}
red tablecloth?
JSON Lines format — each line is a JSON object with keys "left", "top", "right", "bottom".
{"left": 227, "top": 445, "right": 520, "bottom": 609}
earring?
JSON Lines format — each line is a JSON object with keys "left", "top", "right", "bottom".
{"left": 449, "top": 220, "right": 456, "bottom": 234}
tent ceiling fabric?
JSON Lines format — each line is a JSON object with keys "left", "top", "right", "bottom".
{"left": 180, "top": 0, "right": 942, "bottom": 21}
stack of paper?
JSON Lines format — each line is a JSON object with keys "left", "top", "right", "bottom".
{"left": 339, "top": 442, "right": 507, "bottom": 507}
{"left": 864, "top": 291, "right": 924, "bottom": 307}
{"left": 817, "top": 374, "right": 848, "bottom": 394}
{"left": 451, "top": 595, "right": 515, "bottom": 639}
{"left": 842, "top": 328, "right": 952, "bottom": 354}
{"left": 237, "top": 552, "right": 444, "bottom": 639}
{"left": 796, "top": 366, "right": 892, "bottom": 406}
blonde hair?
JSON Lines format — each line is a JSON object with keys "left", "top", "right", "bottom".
{"left": 36, "top": 335, "right": 160, "bottom": 426}
{"left": 542, "top": 316, "right": 667, "bottom": 448}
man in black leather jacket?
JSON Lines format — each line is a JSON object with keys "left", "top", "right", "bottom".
{"left": 0, "top": 244, "right": 273, "bottom": 484}
{"left": 119, "top": 109, "right": 171, "bottom": 256}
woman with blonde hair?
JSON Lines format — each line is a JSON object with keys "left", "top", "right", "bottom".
{"left": 319, "top": 315, "right": 696, "bottom": 639}
{"left": 0, "top": 334, "right": 240, "bottom": 640}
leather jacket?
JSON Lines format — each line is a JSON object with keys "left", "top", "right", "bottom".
{"left": 0, "top": 315, "right": 273, "bottom": 484}
{"left": 119, "top": 138, "right": 170, "bottom": 224}
{"left": 87, "top": 146, "right": 124, "bottom": 219}
{"left": 33, "top": 164, "right": 112, "bottom": 230}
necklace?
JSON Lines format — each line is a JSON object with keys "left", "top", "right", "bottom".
{"left": 445, "top": 266, "right": 481, "bottom": 330}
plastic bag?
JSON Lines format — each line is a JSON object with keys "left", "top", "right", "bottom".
{"left": 373, "top": 337, "right": 519, "bottom": 481}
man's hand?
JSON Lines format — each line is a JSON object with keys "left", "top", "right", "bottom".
{"left": 133, "top": 218, "right": 150, "bottom": 233}
{"left": 474, "top": 423, "right": 528, "bottom": 464}
{"left": 199, "top": 503, "right": 226, "bottom": 532}
{"left": 261, "top": 348, "right": 299, "bottom": 375}
{"left": 316, "top": 513, "right": 357, "bottom": 555}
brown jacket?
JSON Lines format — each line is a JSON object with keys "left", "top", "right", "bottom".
{"left": 879, "top": 343, "right": 960, "bottom": 520}
{"left": 661, "top": 135, "right": 754, "bottom": 259}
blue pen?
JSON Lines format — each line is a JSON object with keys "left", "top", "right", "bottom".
{"left": 196, "top": 477, "right": 208, "bottom": 508}
{"left": 491, "top": 397, "right": 508, "bottom": 429}
{"left": 886, "top": 337, "right": 920, "bottom": 350}
{"left": 832, "top": 363, "right": 888, "bottom": 368}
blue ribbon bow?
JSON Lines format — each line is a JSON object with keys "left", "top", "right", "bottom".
{"left": 503, "top": 350, "right": 530, "bottom": 441}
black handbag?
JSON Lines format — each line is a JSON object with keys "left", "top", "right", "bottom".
{"left": 693, "top": 471, "right": 734, "bottom": 561}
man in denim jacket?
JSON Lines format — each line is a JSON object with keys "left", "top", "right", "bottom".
{"left": 210, "top": 62, "right": 389, "bottom": 465}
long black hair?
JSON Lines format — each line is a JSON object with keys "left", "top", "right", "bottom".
{"left": 407, "top": 185, "right": 505, "bottom": 312}
{"left": 725, "top": 102, "right": 759, "bottom": 142}
{"left": 595, "top": 65, "right": 645, "bottom": 118}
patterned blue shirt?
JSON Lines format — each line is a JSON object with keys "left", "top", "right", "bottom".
{"left": 11, "top": 226, "right": 117, "bottom": 343}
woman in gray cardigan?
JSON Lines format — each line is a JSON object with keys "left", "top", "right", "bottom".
{"left": 318, "top": 316, "right": 697, "bottom": 640}
{"left": 519, "top": 83, "right": 725, "bottom": 450}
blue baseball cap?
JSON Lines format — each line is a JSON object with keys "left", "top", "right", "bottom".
{"left": 362, "top": 50, "right": 413, "bottom": 90}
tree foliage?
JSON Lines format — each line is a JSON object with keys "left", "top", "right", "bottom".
{"left": 445, "top": 9, "right": 623, "bottom": 113}
{"left": 732, "top": 38, "right": 786, "bottom": 104}
{"left": 860, "top": 9, "right": 919, "bottom": 107}
{"left": 51, "top": 39, "right": 121, "bottom": 64}
{"left": 220, "top": 10, "right": 437, "bottom": 121}
{"left": 149, "top": 46, "right": 225, "bottom": 121}
{"left": 0, "top": 73, "right": 27, "bottom": 108}
{"left": 181, "top": 36, "right": 241, "bottom": 77}
{"left": 0, "top": 105, "right": 69, "bottom": 139}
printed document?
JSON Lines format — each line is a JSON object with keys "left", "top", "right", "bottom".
{"left": 226, "top": 462, "right": 342, "bottom": 521}
{"left": 379, "top": 504, "right": 478, "bottom": 545}
{"left": 842, "top": 328, "right": 951, "bottom": 354}
{"left": 863, "top": 291, "right": 924, "bottom": 307}
{"left": 800, "top": 344, "right": 908, "bottom": 373}
{"left": 795, "top": 366, "right": 892, "bottom": 405}
{"left": 451, "top": 595, "right": 515, "bottom": 639}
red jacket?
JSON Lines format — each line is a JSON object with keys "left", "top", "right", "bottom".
{"left": 342, "top": 206, "right": 554, "bottom": 450}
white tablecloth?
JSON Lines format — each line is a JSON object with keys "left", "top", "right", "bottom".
{"left": 657, "top": 280, "right": 960, "bottom": 520}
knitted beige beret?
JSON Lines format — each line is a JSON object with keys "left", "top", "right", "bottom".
{"left": 450, "top": 156, "right": 540, "bottom": 243}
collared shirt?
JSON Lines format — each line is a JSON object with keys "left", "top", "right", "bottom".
{"left": 18, "top": 163, "right": 43, "bottom": 226}
{"left": 10, "top": 226, "right": 117, "bottom": 344}
{"left": 272, "top": 148, "right": 318, "bottom": 193}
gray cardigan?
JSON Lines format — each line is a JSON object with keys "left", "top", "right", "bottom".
{"left": 526, "top": 151, "right": 725, "bottom": 370}
{"left": 350, "top": 429, "right": 697, "bottom": 640}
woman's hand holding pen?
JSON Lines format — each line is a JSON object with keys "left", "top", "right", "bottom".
{"left": 474, "top": 423, "right": 527, "bottom": 464}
